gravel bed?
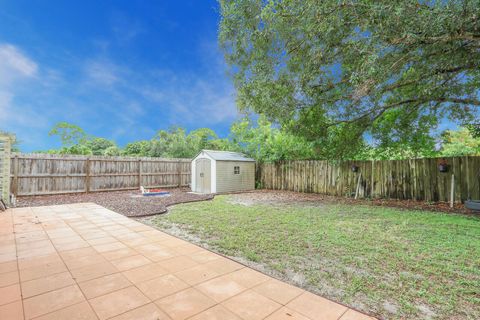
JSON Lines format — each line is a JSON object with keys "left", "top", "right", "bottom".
{"left": 14, "top": 188, "right": 213, "bottom": 217}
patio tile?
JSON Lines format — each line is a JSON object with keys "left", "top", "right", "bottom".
{"left": 100, "top": 247, "right": 139, "bottom": 261}
{"left": 59, "top": 247, "right": 98, "bottom": 261}
{"left": 0, "top": 283, "right": 21, "bottom": 306}
{"left": 119, "top": 236, "right": 153, "bottom": 247}
{"left": 157, "top": 256, "right": 199, "bottom": 273}
{"left": 17, "top": 254, "right": 63, "bottom": 271}
{"left": 121, "top": 263, "right": 168, "bottom": 284}
{"left": 53, "top": 240, "right": 90, "bottom": 252}
{"left": 189, "top": 305, "right": 241, "bottom": 320}
{"left": 15, "top": 231, "right": 48, "bottom": 244}
{"left": 78, "top": 273, "right": 132, "bottom": 299}
{"left": 174, "top": 264, "right": 220, "bottom": 285}
{"left": 264, "top": 307, "right": 312, "bottom": 320}
{"left": 50, "top": 235, "right": 84, "bottom": 245}
{"left": 32, "top": 301, "right": 97, "bottom": 320}
{"left": 223, "top": 267, "right": 270, "bottom": 288}
{"left": 92, "top": 241, "right": 128, "bottom": 253}
{"left": 138, "top": 230, "right": 165, "bottom": 239}
{"left": 202, "top": 258, "right": 244, "bottom": 275}
{"left": 0, "top": 270, "right": 19, "bottom": 287}
{"left": 21, "top": 272, "right": 75, "bottom": 298}
{"left": 0, "top": 300, "right": 23, "bottom": 320}
{"left": 20, "top": 260, "right": 67, "bottom": 282}
{"left": 137, "top": 274, "right": 189, "bottom": 300}
{"left": 110, "top": 254, "right": 152, "bottom": 272}
{"left": 0, "top": 252, "right": 16, "bottom": 263}
{"left": 86, "top": 236, "right": 118, "bottom": 246}
{"left": 189, "top": 251, "right": 221, "bottom": 264}
{"left": 222, "top": 290, "right": 281, "bottom": 320}
{"left": 252, "top": 279, "right": 304, "bottom": 304}
{"left": 17, "top": 246, "right": 57, "bottom": 259}
{"left": 134, "top": 244, "right": 178, "bottom": 262}
{"left": 195, "top": 276, "right": 246, "bottom": 302}
{"left": 0, "top": 261, "right": 18, "bottom": 274}
{"left": 157, "top": 237, "right": 188, "bottom": 248}
{"left": 69, "top": 261, "right": 117, "bottom": 282}
{"left": 0, "top": 245, "right": 16, "bottom": 256}
{"left": 16, "top": 239, "right": 52, "bottom": 252}
{"left": 286, "top": 292, "right": 349, "bottom": 320}
{"left": 81, "top": 231, "right": 110, "bottom": 240}
{"left": 63, "top": 253, "right": 107, "bottom": 270}
{"left": 173, "top": 243, "right": 204, "bottom": 255}
{"left": 155, "top": 287, "right": 216, "bottom": 320}
{"left": 89, "top": 286, "right": 150, "bottom": 320}
{"left": 2, "top": 204, "right": 379, "bottom": 320}
{"left": 340, "top": 308, "right": 376, "bottom": 320}
{"left": 109, "top": 303, "right": 170, "bottom": 320}
{"left": 23, "top": 284, "right": 85, "bottom": 319}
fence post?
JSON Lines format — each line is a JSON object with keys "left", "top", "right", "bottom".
{"left": 0, "top": 136, "right": 12, "bottom": 205}
{"left": 85, "top": 158, "right": 90, "bottom": 193}
{"left": 371, "top": 160, "right": 374, "bottom": 198}
{"left": 177, "top": 160, "right": 182, "bottom": 187}
{"left": 12, "top": 154, "right": 18, "bottom": 198}
{"left": 450, "top": 174, "right": 455, "bottom": 208}
{"left": 138, "top": 159, "right": 142, "bottom": 188}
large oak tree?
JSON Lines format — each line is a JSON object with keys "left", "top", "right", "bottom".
{"left": 219, "top": 0, "right": 480, "bottom": 158}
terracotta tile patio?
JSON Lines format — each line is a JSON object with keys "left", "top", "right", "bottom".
{"left": 0, "top": 203, "right": 377, "bottom": 320}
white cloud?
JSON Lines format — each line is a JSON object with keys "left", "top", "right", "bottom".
{"left": 0, "top": 40, "right": 239, "bottom": 151}
{"left": 134, "top": 39, "right": 239, "bottom": 126}
{"left": 0, "top": 91, "right": 13, "bottom": 121}
{"left": 84, "top": 59, "right": 121, "bottom": 86}
{"left": 0, "top": 44, "right": 38, "bottom": 86}
{"left": 0, "top": 91, "right": 48, "bottom": 128}
{"left": 0, "top": 43, "right": 49, "bottom": 142}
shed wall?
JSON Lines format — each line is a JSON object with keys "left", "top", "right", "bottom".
{"left": 215, "top": 161, "right": 255, "bottom": 193}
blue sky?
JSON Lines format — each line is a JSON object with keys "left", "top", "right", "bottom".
{"left": 0, "top": 0, "right": 239, "bottom": 152}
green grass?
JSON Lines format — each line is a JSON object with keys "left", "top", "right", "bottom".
{"left": 149, "top": 195, "right": 480, "bottom": 319}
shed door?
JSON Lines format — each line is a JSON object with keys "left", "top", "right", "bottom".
{"left": 195, "top": 158, "right": 211, "bottom": 193}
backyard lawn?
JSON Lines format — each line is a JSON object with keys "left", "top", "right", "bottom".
{"left": 146, "top": 192, "right": 480, "bottom": 320}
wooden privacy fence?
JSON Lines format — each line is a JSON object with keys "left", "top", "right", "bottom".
{"left": 257, "top": 157, "right": 480, "bottom": 203}
{"left": 10, "top": 153, "right": 191, "bottom": 196}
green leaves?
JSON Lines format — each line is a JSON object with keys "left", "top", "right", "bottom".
{"left": 48, "top": 122, "right": 87, "bottom": 147}
{"left": 440, "top": 128, "right": 480, "bottom": 157}
{"left": 219, "top": 0, "right": 480, "bottom": 158}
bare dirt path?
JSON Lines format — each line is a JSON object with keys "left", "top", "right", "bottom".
{"left": 229, "top": 189, "right": 473, "bottom": 214}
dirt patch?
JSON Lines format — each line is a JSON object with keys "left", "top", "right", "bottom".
{"left": 228, "top": 189, "right": 474, "bottom": 214}
{"left": 15, "top": 188, "right": 213, "bottom": 217}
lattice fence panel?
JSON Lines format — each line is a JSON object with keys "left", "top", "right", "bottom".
{"left": 0, "top": 135, "right": 12, "bottom": 206}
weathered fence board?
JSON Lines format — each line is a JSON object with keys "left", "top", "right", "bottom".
{"left": 10, "top": 153, "right": 191, "bottom": 196}
{"left": 258, "top": 157, "right": 480, "bottom": 203}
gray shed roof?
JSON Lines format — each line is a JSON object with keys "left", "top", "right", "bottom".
{"left": 197, "top": 150, "right": 255, "bottom": 162}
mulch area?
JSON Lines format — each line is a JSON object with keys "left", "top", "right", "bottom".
{"left": 15, "top": 188, "right": 213, "bottom": 217}
{"left": 229, "top": 189, "right": 476, "bottom": 215}
{"left": 13, "top": 188, "right": 476, "bottom": 217}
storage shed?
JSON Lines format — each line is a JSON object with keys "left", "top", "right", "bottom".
{"left": 191, "top": 150, "right": 255, "bottom": 194}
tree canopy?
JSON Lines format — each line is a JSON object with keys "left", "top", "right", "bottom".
{"left": 440, "top": 127, "right": 480, "bottom": 156}
{"left": 48, "top": 122, "right": 88, "bottom": 147}
{"left": 10, "top": 120, "right": 480, "bottom": 161}
{"left": 219, "top": 0, "right": 480, "bottom": 158}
